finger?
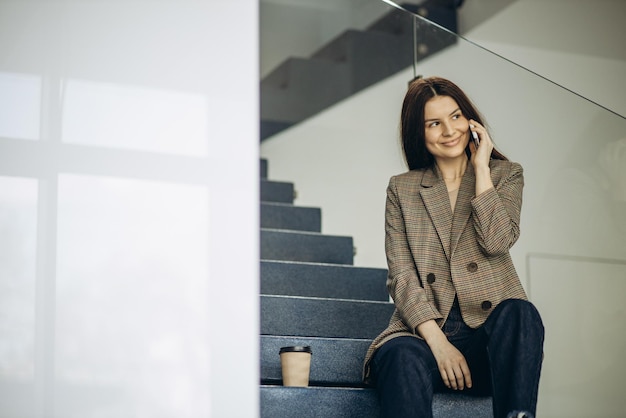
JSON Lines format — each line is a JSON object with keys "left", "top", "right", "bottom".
{"left": 460, "top": 363, "right": 472, "bottom": 389}
{"left": 468, "top": 139, "right": 477, "bottom": 154}
{"left": 468, "top": 121, "right": 480, "bottom": 137}
{"left": 469, "top": 119, "right": 483, "bottom": 129}
{"left": 453, "top": 367, "right": 466, "bottom": 390}
{"left": 441, "top": 369, "right": 456, "bottom": 390}
{"left": 470, "top": 120, "right": 490, "bottom": 144}
{"left": 448, "top": 370, "right": 458, "bottom": 390}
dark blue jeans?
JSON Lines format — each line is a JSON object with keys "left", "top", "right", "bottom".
{"left": 369, "top": 299, "right": 544, "bottom": 418}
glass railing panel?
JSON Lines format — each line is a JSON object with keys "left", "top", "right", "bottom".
{"left": 260, "top": 1, "right": 625, "bottom": 416}
{"left": 260, "top": 0, "right": 429, "bottom": 139}
{"left": 398, "top": 8, "right": 626, "bottom": 418}
{"left": 260, "top": 0, "right": 395, "bottom": 78}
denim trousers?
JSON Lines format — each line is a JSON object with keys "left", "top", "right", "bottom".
{"left": 369, "top": 299, "right": 544, "bottom": 418}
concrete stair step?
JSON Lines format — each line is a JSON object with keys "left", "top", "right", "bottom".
{"left": 261, "top": 386, "right": 378, "bottom": 418}
{"left": 260, "top": 295, "right": 394, "bottom": 339}
{"left": 366, "top": 2, "right": 458, "bottom": 36}
{"left": 311, "top": 29, "right": 412, "bottom": 92}
{"left": 261, "top": 57, "right": 351, "bottom": 124}
{"left": 262, "top": 57, "right": 350, "bottom": 91}
{"left": 261, "top": 386, "right": 493, "bottom": 418}
{"left": 261, "top": 120, "right": 294, "bottom": 140}
{"left": 259, "top": 4, "right": 459, "bottom": 141}
{"left": 261, "top": 180, "right": 294, "bottom": 204}
{"left": 261, "top": 202, "right": 321, "bottom": 233}
{"left": 366, "top": 3, "right": 413, "bottom": 36}
{"left": 261, "top": 260, "right": 388, "bottom": 301}
{"left": 261, "top": 335, "right": 371, "bottom": 386}
{"left": 261, "top": 229, "right": 353, "bottom": 265}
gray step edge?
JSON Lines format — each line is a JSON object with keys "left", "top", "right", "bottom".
{"left": 261, "top": 335, "right": 371, "bottom": 386}
{"left": 260, "top": 202, "right": 322, "bottom": 232}
{"left": 261, "top": 385, "right": 493, "bottom": 418}
{"left": 260, "top": 295, "right": 394, "bottom": 339}
{"left": 261, "top": 259, "right": 388, "bottom": 301}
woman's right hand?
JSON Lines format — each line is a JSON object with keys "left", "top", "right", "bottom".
{"left": 430, "top": 337, "right": 473, "bottom": 390}
{"left": 417, "top": 320, "right": 473, "bottom": 390}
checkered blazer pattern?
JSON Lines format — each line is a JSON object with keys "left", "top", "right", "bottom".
{"left": 363, "top": 159, "right": 528, "bottom": 381}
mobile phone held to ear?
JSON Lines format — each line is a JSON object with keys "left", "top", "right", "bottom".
{"left": 470, "top": 125, "right": 480, "bottom": 147}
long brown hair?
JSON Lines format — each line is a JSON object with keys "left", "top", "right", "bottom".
{"left": 400, "top": 76, "right": 507, "bottom": 170}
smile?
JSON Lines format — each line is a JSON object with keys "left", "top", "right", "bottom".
{"left": 441, "top": 137, "right": 461, "bottom": 147}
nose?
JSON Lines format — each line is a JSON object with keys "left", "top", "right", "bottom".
{"left": 442, "top": 121, "right": 455, "bottom": 137}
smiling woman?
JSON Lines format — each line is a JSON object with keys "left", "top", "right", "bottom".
{"left": 363, "top": 76, "right": 545, "bottom": 418}
{"left": 399, "top": 77, "right": 508, "bottom": 172}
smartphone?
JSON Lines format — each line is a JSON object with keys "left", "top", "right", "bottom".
{"left": 470, "top": 125, "right": 480, "bottom": 147}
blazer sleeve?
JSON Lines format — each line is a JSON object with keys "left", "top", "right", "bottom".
{"left": 471, "top": 161, "right": 524, "bottom": 255}
{"left": 385, "top": 176, "right": 443, "bottom": 333}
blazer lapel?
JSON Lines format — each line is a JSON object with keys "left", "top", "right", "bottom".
{"left": 419, "top": 167, "right": 453, "bottom": 261}
{"left": 450, "top": 164, "right": 475, "bottom": 257}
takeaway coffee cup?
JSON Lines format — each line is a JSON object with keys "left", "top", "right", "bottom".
{"left": 279, "top": 346, "right": 312, "bottom": 387}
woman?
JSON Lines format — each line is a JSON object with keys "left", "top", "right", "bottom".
{"left": 363, "top": 77, "right": 544, "bottom": 418}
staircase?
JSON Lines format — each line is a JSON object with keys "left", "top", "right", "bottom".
{"left": 260, "top": 1, "right": 459, "bottom": 140}
{"left": 259, "top": 158, "right": 493, "bottom": 417}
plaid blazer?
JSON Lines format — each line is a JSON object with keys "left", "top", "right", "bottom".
{"left": 363, "top": 159, "right": 528, "bottom": 382}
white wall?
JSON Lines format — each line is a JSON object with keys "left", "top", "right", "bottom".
{"left": 260, "top": 3, "right": 626, "bottom": 417}
{"left": 0, "top": 1, "right": 259, "bottom": 417}
{"left": 465, "top": 0, "right": 626, "bottom": 117}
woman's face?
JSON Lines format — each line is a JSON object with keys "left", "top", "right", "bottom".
{"left": 423, "top": 95, "right": 470, "bottom": 163}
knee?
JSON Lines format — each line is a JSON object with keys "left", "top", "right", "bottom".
{"left": 375, "top": 337, "right": 428, "bottom": 367}
{"left": 498, "top": 299, "right": 542, "bottom": 322}
{"left": 496, "top": 299, "right": 545, "bottom": 338}
{"left": 372, "top": 337, "right": 434, "bottom": 382}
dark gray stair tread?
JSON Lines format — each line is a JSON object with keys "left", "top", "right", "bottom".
{"left": 261, "top": 203, "right": 321, "bottom": 233}
{"left": 432, "top": 393, "right": 493, "bottom": 417}
{"left": 261, "top": 229, "right": 353, "bottom": 265}
{"left": 261, "top": 57, "right": 351, "bottom": 123}
{"left": 261, "top": 385, "right": 493, "bottom": 418}
{"left": 261, "top": 120, "right": 294, "bottom": 140}
{"left": 368, "top": 2, "right": 458, "bottom": 34}
{"left": 260, "top": 295, "right": 394, "bottom": 339}
{"left": 261, "top": 386, "right": 378, "bottom": 418}
{"left": 312, "top": 29, "right": 410, "bottom": 64}
{"left": 366, "top": 5, "right": 413, "bottom": 36}
{"left": 261, "top": 57, "right": 350, "bottom": 93}
{"left": 311, "top": 29, "right": 413, "bottom": 91}
{"left": 261, "top": 180, "right": 294, "bottom": 204}
{"left": 261, "top": 335, "right": 371, "bottom": 386}
{"left": 261, "top": 159, "right": 268, "bottom": 179}
{"left": 261, "top": 260, "right": 388, "bottom": 301}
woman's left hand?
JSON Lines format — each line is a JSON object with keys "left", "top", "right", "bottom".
{"left": 468, "top": 119, "right": 493, "bottom": 169}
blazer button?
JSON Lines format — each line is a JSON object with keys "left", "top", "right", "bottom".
{"left": 426, "top": 273, "right": 436, "bottom": 284}
{"left": 481, "top": 301, "right": 492, "bottom": 311}
{"left": 467, "top": 262, "right": 478, "bottom": 272}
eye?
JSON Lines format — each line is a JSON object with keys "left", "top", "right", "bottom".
{"left": 452, "top": 113, "right": 462, "bottom": 120}
{"left": 427, "top": 121, "right": 440, "bottom": 128}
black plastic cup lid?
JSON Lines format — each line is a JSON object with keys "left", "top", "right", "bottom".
{"left": 279, "top": 346, "right": 312, "bottom": 355}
